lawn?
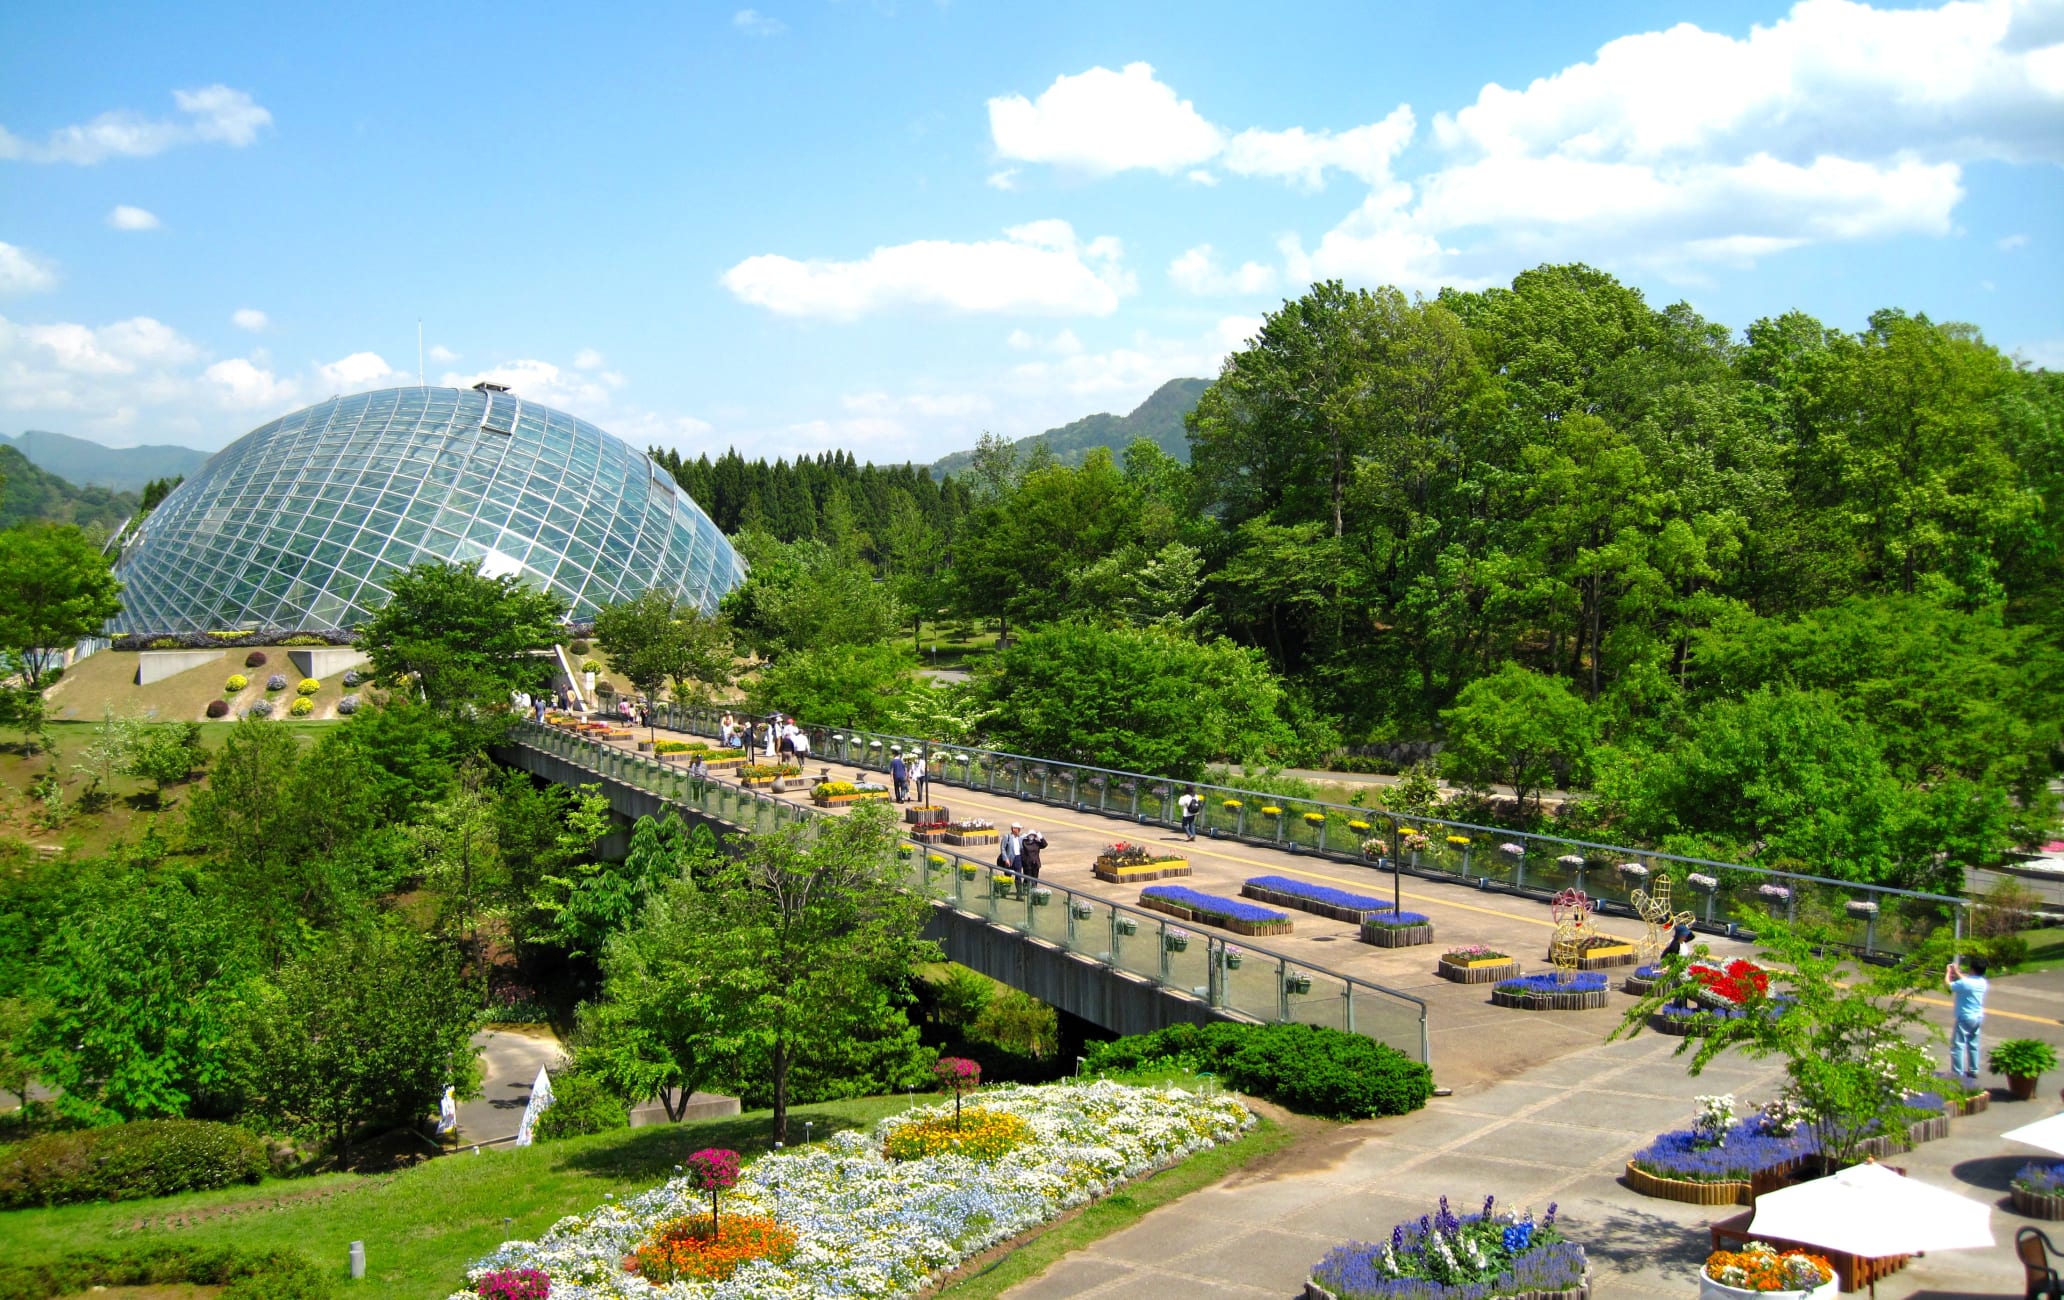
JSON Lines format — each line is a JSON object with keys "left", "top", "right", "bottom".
{"left": 4, "top": 1078, "right": 1301, "bottom": 1299}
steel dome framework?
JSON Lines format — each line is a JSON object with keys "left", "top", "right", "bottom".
{"left": 112, "top": 386, "right": 744, "bottom": 634}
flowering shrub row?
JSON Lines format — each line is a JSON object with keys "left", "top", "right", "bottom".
{"left": 455, "top": 1081, "right": 1253, "bottom": 1300}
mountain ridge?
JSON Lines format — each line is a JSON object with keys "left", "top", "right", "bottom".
{"left": 930, "top": 377, "right": 1209, "bottom": 479}
{"left": 3, "top": 429, "right": 211, "bottom": 493}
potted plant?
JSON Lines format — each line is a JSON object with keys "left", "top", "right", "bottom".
{"left": 1223, "top": 945, "right": 1244, "bottom": 970}
{"left": 1285, "top": 971, "right": 1312, "bottom": 995}
{"left": 1070, "top": 900, "right": 1095, "bottom": 920}
{"left": 1115, "top": 915, "right": 1139, "bottom": 936}
{"left": 1700, "top": 1240, "right": 1837, "bottom": 1299}
{"left": 1991, "top": 1038, "right": 2058, "bottom": 1100}
{"left": 1029, "top": 887, "right": 1052, "bottom": 906}
{"left": 1164, "top": 927, "right": 1191, "bottom": 953}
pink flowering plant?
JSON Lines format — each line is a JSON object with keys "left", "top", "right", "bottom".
{"left": 934, "top": 1056, "right": 981, "bottom": 1128}
{"left": 684, "top": 1147, "right": 742, "bottom": 1231}
{"left": 475, "top": 1268, "right": 550, "bottom": 1300}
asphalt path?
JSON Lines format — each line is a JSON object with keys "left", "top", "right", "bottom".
{"left": 459, "top": 1026, "right": 562, "bottom": 1147}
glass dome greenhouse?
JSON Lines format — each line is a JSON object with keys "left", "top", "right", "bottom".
{"left": 110, "top": 385, "right": 745, "bottom": 635}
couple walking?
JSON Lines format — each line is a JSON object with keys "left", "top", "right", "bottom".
{"left": 890, "top": 750, "right": 928, "bottom": 804}
{"left": 997, "top": 822, "right": 1047, "bottom": 896}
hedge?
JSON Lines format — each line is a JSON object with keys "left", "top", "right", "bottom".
{"left": 1081, "top": 1021, "right": 1433, "bottom": 1120}
{"left": 0, "top": 1244, "right": 333, "bottom": 1300}
{"left": 0, "top": 1118, "right": 269, "bottom": 1208}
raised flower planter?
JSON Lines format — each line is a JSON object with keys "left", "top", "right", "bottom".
{"left": 904, "top": 805, "right": 950, "bottom": 825}
{"left": 1623, "top": 963, "right": 1664, "bottom": 995}
{"left": 2013, "top": 1163, "right": 2064, "bottom": 1220}
{"left": 1093, "top": 842, "right": 1192, "bottom": 882}
{"left": 1241, "top": 875, "right": 1394, "bottom": 923}
{"left": 1437, "top": 947, "right": 1521, "bottom": 984}
{"left": 1547, "top": 934, "right": 1639, "bottom": 970}
{"left": 1307, "top": 1197, "right": 1585, "bottom": 1300}
{"left": 1701, "top": 1242, "right": 1837, "bottom": 1299}
{"left": 1492, "top": 972, "right": 1610, "bottom": 1011}
{"left": 944, "top": 831, "right": 999, "bottom": 846}
{"left": 1626, "top": 1114, "right": 1816, "bottom": 1208}
{"left": 1139, "top": 885, "right": 1294, "bottom": 937}
{"left": 1359, "top": 913, "right": 1434, "bottom": 948}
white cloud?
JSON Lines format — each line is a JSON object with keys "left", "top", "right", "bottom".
{"left": 428, "top": 344, "right": 459, "bottom": 363}
{"left": 317, "top": 351, "right": 397, "bottom": 391}
{"left": 2014, "top": 339, "right": 2064, "bottom": 370}
{"left": 733, "top": 8, "right": 786, "bottom": 36}
{"left": 106, "top": 204, "right": 161, "bottom": 231}
{"left": 1169, "top": 244, "right": 1278, "bottom": 296}
{"left": 1187, "top": 169, "right": 1219, "bottom": 186}
{"left": 1005, "top": 317, "right": 1254, "bottom": 400}
{"left": 230, "top": 307, "right": 268, "bottom": 331}
{"left": 988, "top": 62, "right": 1224, "bottom": 175}
{"left": 1223, "top": 105, "right": 1416, "bottom": 189}
{"left": 0, "top": 242, "right": 58, "bottom": 294}
{"left": 203, "top": 356, "right": 298, "bottom": 408}
{"left": 573, "top": 347, "right": 605, "bottom": 370}
{"left": 985, "top": 168, "right": 1019, "bottom": 190}
{"left": 842, "top": 390, "right": 994, "bottom": 419}
{"left": 441, "top": 358, "right": 620, "bottom": 417}
{"left": 722, "top": 220, "right": 1134, "bottom": 320}
{"left": 1998, "top": 232, "right": 2031, "bottom": 250}
{"left": 0, "top": 85, "right": 271, "bottom": 165}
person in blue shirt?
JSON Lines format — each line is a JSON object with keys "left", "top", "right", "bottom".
{"left": 1946, "top": 955, "right": 1989, "bottom": 1082}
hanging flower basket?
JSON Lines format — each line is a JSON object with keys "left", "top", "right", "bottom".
{"left": 1557, "top": 854, "right": 1586, "bottom": 868}
{"left": 1687, "top": 873, "right": 1721, "bottom": 891}
{"left": 1498, "top": 841, "right": 1525, "bottom": 857}
{"left": 1224, "top": 948, "right": 1244, "bottom": 970}
{"left": 1846, "top": 899, "right": 1880, "bottom": 917}
{"left": 1164, "top": 929, "right": 1191, "bottom": 953}
{"left": 1115, "top": 916, "right": 1139, "bottom": 936}
{"left": 1285, "top": 972, "right": 1313, "bottom": 995}
{"left": 1760, "top": 883, "right": 1793, "bottom": 902}
{"left": 1070, "top": 900, "right": 1095, "bottom": 920}
{"left": 1616, "top": 861, "right": 1649, "bottom": 877}
{"left": 1029, "top": 888, "right": 1052, "bottom": 906}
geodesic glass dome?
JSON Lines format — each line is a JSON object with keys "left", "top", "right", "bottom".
{"left": 110, "top": 385, "right": 744, "bottom": 634}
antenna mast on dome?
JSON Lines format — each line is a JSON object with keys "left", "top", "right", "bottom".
{"left": 418, "top": 320, "right": 425, "bottom": 386}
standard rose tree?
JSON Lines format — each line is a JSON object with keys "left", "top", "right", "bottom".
{"left": 684, "top": 1147, "right": 741, "bottom": 1231}
{"left": 935, "top": 1056, "right": 980, "bottom": 1129}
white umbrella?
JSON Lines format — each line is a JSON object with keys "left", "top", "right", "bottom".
{"left": 1748, "top": 1161, "right": 1993, "bottom": 1257}
{"left": 2003, "top": 1111, "right": 2064, "bottom": 1157}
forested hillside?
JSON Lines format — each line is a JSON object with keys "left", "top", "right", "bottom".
{"left": 0, "top": 447, "right": 136, "bottom": 534}
{"left": 1, "top": 430, "right": 209, "bottom": 494}
{"left": 930, "top": 377, "right": 1208, "bottom": 479}
{"left": 705, "top": 263, "right": 2063, "bottom": 891}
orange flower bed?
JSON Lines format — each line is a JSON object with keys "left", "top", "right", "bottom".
{"left": 632, "top": 1213, "right": 798, "bottom": 1284}
{"left": 1703, "top": 1244, "right": 1834, "bottom": 1292}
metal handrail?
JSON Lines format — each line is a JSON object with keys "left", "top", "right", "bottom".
{"left": 507, "top": 721, "right": 1432, "bottom": 1064}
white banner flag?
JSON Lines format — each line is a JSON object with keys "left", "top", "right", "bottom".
{"left": 513, "top": 1067, "right": 555, "bottom": 1147}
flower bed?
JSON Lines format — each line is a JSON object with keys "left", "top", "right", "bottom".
{"left": 1490, "top": 972, "right": 1608, "bottom": 1011}
{"left": 1094, "top": 841, "right": 1191, "bottom": 882}
{"left": 1306, "top": 1196, "right": 1584, "bottom": 1300}
{"left": 902, "top": 805, "right": 949, "bottom": 825}
{"left": 1703, "top": 1241, "right": 1835, "bottom": 1297}
{"left": 1546, "top": 933, "right": 1638, "bottom": 970}
{"left": 1690, "top": 959, "right": 1770, "bottom": 1009}
{"left": 1140, "top": 885, "right": 1293, "bottom": 937}
{"left": 1242, "top": 875, "right": 1396, "bottom": 923}
{"left": 1623, "top": 963, "right": 1664, "bottom": 995}
{"left": 455, "top": 1080, "right": 1253, "bottom": 1300}
{"left": 815, "top": 781, "right": 892, "bottom": 807}
{"left": 1359, "top": 913, "right": 1434, "bottom": 948}
{"left": 1627, "top": 1116, "right": 1816, "bottom": 1206}
{"left": 1438, "top": 946, "right": 1521, "bottom": 984}
{"left": 2014, "top": 1163, "right": 2064, "bottom": 1220}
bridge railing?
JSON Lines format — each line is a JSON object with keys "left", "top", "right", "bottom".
{"left": 509, "top": 721, "right": 1431, "bottom": 1064}
{"left": 664, "top": 706, "right": 1966, "bottom": 957}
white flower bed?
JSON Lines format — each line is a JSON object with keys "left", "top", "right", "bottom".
{"left": 454, "top": 1080, "right": 1254, "bottom": 1300}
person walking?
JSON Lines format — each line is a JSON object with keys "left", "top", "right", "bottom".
{"left": 1947, "top": 955, "right": 1989, "bottom": 1084}
{"left": 890, "top": 750, "right": 909, "bottom": 803}
{"left": 1000, "top": 822, "right": 1025, "bottom": 896}
{"left": 910, "top": 753, "right": 928, "bottom": 805}
{"left": 1177, "top": 786, "right": 1202, "bottom": 841}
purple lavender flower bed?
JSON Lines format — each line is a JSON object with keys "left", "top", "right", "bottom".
{"left": 1140, "top": 884, "right": 1290, "bottom": 926}
{"left": 1496, "top": 972, "right": 1606, "bottom": 995}
{"left": 1634, "top": 964, "right": 1662, "bottom": 979}
{"left": 1311, "top": 1196, "right": 1584, "bottom": 1300}
{"left": 1246, "top": 875, "right": 1394, "bottom": 913}
{"left": 1364, "top": 911, "right": 1432, "bottom": 928}
{"left": 1631, "top": 1120, "right": 1816, "bottom": 1183}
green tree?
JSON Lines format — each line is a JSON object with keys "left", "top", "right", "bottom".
{"left": 236, "top": 922, "right": 479, "bottom": 1167}
{"left": 722, "top": 532, "right": 905, "bottom": 660}
{"left": 538, "top": 810, "right": 696, "bottom": 959}
{"left": 574, "top": 865, "right": 721, "bottom": 1122}
{"left": 593, "top": 588, "right": 735, "bottom": 734}
{"left": 1612, "top": 922, "right": 1942, "bottom": 1171}
{"left": 122, "top": 721, "right": 208, "bottom": 807}
{"left": 1439, "top": 664, "right": 1595, "bottom": 813}
{"left": 743, "top": 642, "right": 918, "bottom": 730}
{"left": 353, "top": 560, "right": 564, "bottom": 711}
{"left": 408, "top": 762, "right": 509, "bottom": 957}
{"left": 28, "top": 875, "right": 258, "bottom": 1122}
{"left": 0, "top": 523, "right": 124, "bottom": 692}
{"left": 976, "top": 623, "right": 1294, "bottom": 780}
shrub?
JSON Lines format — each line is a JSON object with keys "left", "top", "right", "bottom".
{"left": 0, "top": 1243, "right": 333, "bottom": 1300}
{"left": 289, "top": 697, "right": 315, "bottom": 717}
{"left": 147, "top": 637, "right": 182, "bottom": 649}
{"left": 337, "top": 694, "right": 361, "bottom": 715}
{"left": 224, "top": 674, "right": 248, "bottom": 692}
{"left": 342, "top": 669, "right": 363, "bottom": 687}
{"left": 1081, "top": 1022, "right": 1432, "bottom": 1119}
{"left": 580, "top": 659, "right": 603, "bottom": 674}
{"left": 295, "top": 678, "right": 321, "bottom": 695}
{"left": 247, "top": 698, "right": 274, "bottom": 718}
{"left": 534, "top": 1073, "right": 628, "bottom": 1141}
{"left": 206, "top": 699, "right": 230, "bottom": 719}
{"left": 568, "top": 639, "right": 591, "bottom": 656}
{"left": 1991, "top": 1039, "right": 2059, "bottom": 1077}
{"left": 277, "top": 633, "right": 329, "bottom": 647}
{"left": 245, "top": 650, "right": 268, "bottom": 667}
{"left": 654, "top": 739, "right": 707, "bottom": 754}
{"left": 0, "top": 1119, "right": 268, "bottom": 1208}
{"left": 265, "top": 673, "right": 289, "bottom": 692}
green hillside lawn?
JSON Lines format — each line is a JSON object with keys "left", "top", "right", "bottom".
{"left": 2, "top": 1089, "right": 1292, "bottom": 1299}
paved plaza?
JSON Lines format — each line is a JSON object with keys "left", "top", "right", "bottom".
{"left": 568, "top": 724, "right": 2064, "bottom": 1298}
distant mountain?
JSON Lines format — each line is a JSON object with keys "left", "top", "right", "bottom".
{"left": 931, "top": 377, "right": 1210, "bottom": 480}
{"left": 2, "top": 429, "right": 210, "bottom": 493}
{"left": 0, "top": 445, "right": 137, "bottom": 533}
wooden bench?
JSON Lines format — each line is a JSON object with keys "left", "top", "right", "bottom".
{"left": 1709, "top": 1210, "right": 1909, "bottom": 1294}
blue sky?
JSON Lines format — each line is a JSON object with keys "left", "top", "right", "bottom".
{"left": 2, "top": 0, "right": 2060, "bottom": 460}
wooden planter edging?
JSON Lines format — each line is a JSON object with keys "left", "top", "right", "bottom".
{"left": 943, "top": 831, "right": 999, "bottom": 846}
{"left": 1361, "top": 922, "right": 1435, "bottom": 948}
{"left": 1437, "top": 957, "right": 1522, "bottom": 984}
{"left": 1306, "top": 1271, "right": 1590, "bottom": 1300}
{"left": 1624, "top": 1160, "right": 1751, "bottom": 1207}
{"left": 1139, "top": 895, "right": 1293, "bottom": 937}
{"left": 1950, "top": 1092, "right": 1989, "bottom": 1118}
{"left": 1093, "top": 858, "right": 1191, "bottom": 883}
{"left": 2015, "top": 1186, "right": 2064, "bottom": 1220}
{"left": 903, "top": 806, "right": 950, "bottom": 824}
{"left": 816, "top": 792, "right": 891, "bottom": 807}
{"left": 1544, "top": 942, "right": 1638, "bottom": 970}
{"left": 1622, "top": 970, "right": 1661, "bottom": 995}
{"left": 1492, "top": 985, "right": 1611, "bottom": 1011}
{"left": 1241, "top": 883, "right": 1387, "bottom": 923}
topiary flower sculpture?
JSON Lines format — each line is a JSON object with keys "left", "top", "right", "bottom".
{"left": 683, "top": 1147, "right": 741, "bottom": 1232}
{"left": 934, "top": 1056, "right": 981, "bottom": 1129}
